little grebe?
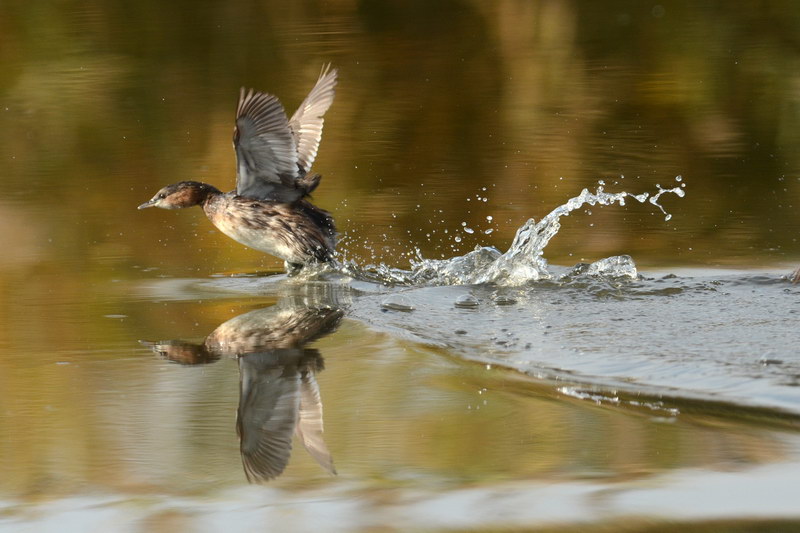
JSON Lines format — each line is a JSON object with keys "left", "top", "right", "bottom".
{"left": 139, "top": 65, "right": 338, "bottom": 272}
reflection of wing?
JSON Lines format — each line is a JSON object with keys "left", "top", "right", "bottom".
{"left": 288, "top": 65, "right": 338, "bottom": 174}
{"left": 296, "top": 367, "right": 336, "bottom": 475}
{"left": 234, "top": 88, "right": 301, "bottom": 202}
{"left": 237, "top": 352, "right": 301, "bottom": 482}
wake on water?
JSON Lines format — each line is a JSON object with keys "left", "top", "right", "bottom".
{"left": 334, "top": 178, "right": 686, "bottom": 287}
{"left": 156, "top": 177, "right": 800, "bottom": 415}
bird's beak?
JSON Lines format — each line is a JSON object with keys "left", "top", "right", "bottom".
{"left": 137, "top": 199, "right": 156, "bottom": 210}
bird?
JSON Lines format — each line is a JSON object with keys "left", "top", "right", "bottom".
{"left": 141, "top": 302, "right": 343, "bottom": 482}
{"left": 138, "top": 65, "right": 338, "bottom": 273}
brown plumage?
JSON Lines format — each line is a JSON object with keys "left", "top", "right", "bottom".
{"left": 138, "top": 65, "right": 338, "bottom": 271}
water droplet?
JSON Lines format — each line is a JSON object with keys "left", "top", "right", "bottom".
{"left": 464, "top": 227, "right": 474, "bottom": 234}
{"left": 492, "top": 294, "right": 517, "bottom": 305}
{"left": 486, "top": 215, "right": 493, "bottom": 222}
{"left": 454, "top": 236, "right": 462, "bottom": 243}
{"left": 455, "top": 294, "right": 479, "bottom": 308}
{"left": 381, "top": 295, "right": 415, "bottom": 312}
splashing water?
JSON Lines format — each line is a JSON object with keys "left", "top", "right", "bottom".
{"left": 340, "top": 178, "right": 685, "bottom": 287}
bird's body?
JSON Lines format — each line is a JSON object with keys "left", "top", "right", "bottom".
{"left": 205, "top": 191, "right": 336, "bottom": 266}
{"left": 139, "top": 65, "right": 338, "bottom": 271}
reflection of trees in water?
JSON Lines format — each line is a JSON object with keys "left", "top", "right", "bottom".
{"left": 142, "top": 303, "right": 342, "bottom": 482}
{"left": 4, "top": 2, "right": 800, "bottom": 271}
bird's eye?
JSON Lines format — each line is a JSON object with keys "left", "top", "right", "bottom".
{"left": 158, "top": 193, "right": 166, "bottom": 199}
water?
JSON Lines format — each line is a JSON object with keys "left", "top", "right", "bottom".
{"left": 6, "top": 267, "right": 800, "bottom": 531}
{"left": 352, "top": 179, "right": 685, "bottom": 285}
{"left": 3, "top": 1, "right": 800, "bottom": 531}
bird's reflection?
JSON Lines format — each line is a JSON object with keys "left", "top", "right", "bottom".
{"left": 142, "top": 301, "right": 343, "bottom": 482}
{"left": 237, "top": 348, "right": 333, "bottom": 481}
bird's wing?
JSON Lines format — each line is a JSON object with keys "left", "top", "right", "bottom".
{"left": 234, "top": 88, "right": 302, "bottom": 202}
{"left": 288, "top": 65, "right": 338, "bottom": 175}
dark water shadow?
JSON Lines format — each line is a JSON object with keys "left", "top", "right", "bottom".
{"left": 141, "top": 298, "right": 343, "bottom": 483}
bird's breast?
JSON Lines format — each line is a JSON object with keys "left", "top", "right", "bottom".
{"left": 204, "top": 196, "right": 298, "bottom": 261}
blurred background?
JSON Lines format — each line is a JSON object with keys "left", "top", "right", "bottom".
{"left": 3, "top": 0, "right": 800, "bottom": 279}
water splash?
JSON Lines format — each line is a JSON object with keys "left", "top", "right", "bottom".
{"left": 339, "top": 179, "right": 685, "bottom": 287}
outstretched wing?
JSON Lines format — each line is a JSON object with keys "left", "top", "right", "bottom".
{"left": 288, "top": 65, "right": 338, "bottom": 175}
{"left": 237, "top": 352, "right": 301, "bottom": 482}
{"left": 234, "top": 88, "right": 301, "bottom": 202}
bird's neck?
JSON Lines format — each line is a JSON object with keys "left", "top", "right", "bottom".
{"left": 181, "top": 181, "right": 222, "bottom": 207}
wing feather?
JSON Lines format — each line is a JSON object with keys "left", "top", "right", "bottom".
{"left": 234, "top": 88, "right": 300, "bottom": 201}
{"left": 289, "top": 65, "right": 338, "bottom": 174}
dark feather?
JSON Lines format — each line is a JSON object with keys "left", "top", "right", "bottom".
{"left": 234, "top": 89, "right": 302, "bottom": 202}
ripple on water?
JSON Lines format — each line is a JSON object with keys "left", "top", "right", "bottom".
{"left": 347, "top": 268, "right": 800, "bottom": 416}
